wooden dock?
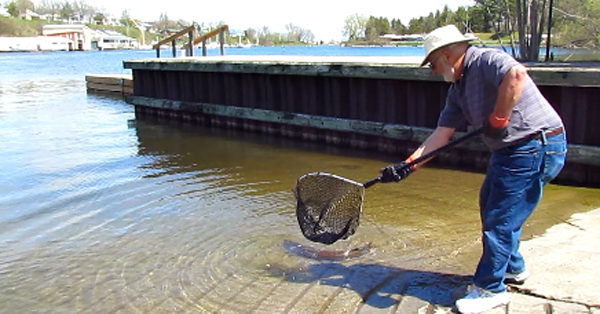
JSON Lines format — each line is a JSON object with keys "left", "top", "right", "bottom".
{"left": 85, "top": 74, "right": 133, "bottom": 97}
{"left": 83, "top": 56, "right": 600, "bottom": 186}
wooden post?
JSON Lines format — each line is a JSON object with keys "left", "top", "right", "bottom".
{"left": 171, "top": 40, "right": 176, "bottom": 57}
{"left": 219, "top": 29, "right": 225, "bottom": 56}
{"left": 202, "top": 38, "right": 207, "bottom": 56}
{"left": 156, "top": 46, "right": 160, "bottom": 58}
{"left": 188, "top": 31, "right": 194, "bottom": 57}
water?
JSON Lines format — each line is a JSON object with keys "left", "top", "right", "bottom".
{"left": 1, "top": 47, "right": 599, "bottom": 313}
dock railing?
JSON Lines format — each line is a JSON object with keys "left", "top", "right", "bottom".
{"left": 152, "top": 24, "right": 229, "bottom": 58}
{"left": 192, "top": 25, "right": 229, "bottom": 57}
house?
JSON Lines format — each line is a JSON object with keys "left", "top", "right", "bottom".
{"left": 19, "top": 9, "right": 40, "bottom": 20}
{"left": 94, "top": 29, "right": 137, "bottom": 50}
{"left": 42, "top": 24, "right": 96, "bottom": 50}
{"left": 0, "top": 36, "right": 71, "bottom": 52}
{"left": 380, "top": 34, "right": 424, "bottom": 42}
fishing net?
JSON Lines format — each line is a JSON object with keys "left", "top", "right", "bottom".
{"left": 291, "top": 128, "right": 484, "bottom": 245}
{"left": 293, "top": 172, "right": 365, "bottom": 244}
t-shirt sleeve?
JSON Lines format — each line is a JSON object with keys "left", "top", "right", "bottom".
{"left": 479, "top": 50, "right": 521, "bottom": 86}
{"left": 437, "top": 91, "right": 465, "bottom": 128}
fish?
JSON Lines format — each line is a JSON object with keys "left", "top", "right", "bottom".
{"left": 282, "top": 239, "right": 372, "bottom": 261}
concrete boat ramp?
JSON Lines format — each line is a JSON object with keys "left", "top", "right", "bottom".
{"left": 255, "top": 209, "right": 600, "bottom": 314}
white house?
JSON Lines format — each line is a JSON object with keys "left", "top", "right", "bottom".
{"left": 42, "top": 24, "right": 96, "bottom": 50}
{"left": 0, "top": 36, "right": 71, "bottom": 52}
{"left": 94, "top": 29, "right": 137, "bottom": 50}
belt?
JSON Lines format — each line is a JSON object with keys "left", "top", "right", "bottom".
{"left": 529, "top": 127, "right": 564, "bottom": 140}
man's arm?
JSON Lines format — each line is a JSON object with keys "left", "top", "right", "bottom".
{"left": 379, "top": 126, "right": 456, "bottom": 183}
{"left": 492, "top": 64, "right": 527, "bottom": 120}
{"left": 406, "top": 126, "right": 456, "bottom": 169}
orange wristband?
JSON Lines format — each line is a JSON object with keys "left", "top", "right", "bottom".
{"left": 489, "top": 114, "right": 509, "bottom": 128}
{"left": 405, "top": 156, "right": 418, "bottom": 171}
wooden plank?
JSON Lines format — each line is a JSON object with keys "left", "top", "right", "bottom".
{"left": 86, "top": 74, "right": 132, "bottom": 84}
{"left": 192, "top": 25, "right": 229, "bottom": 46}
{"left": 151, "top": 25, "right": 196, "bottom": 49}
{"left": 87, "top": 82, "right": 123, "bottom": 92}
{"left": 123, "top": 57, "right": 600, "bottom": 87}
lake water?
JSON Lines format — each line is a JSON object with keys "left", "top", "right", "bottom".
{"left": 1, "top": 47, "right": 599, "bottom": 313}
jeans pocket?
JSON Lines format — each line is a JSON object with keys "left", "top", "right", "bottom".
{"left": 542, "top": 150, "right": 566, "bottom": 184}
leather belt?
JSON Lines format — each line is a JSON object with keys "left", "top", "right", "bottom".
{"left": 529, "top": 127, "right": 564, "bottom": 140}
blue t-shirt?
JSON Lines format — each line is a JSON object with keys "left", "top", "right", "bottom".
{"left": 438, "top": 46, "right": 564, "bottom": 151}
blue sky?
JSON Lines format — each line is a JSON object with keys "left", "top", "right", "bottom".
{"left": 47, "top": 0, "right": 475, "bottom": 42}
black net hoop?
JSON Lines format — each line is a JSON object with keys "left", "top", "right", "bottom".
{"left": 293, "top": 172, "right": 365, "bottom": 244}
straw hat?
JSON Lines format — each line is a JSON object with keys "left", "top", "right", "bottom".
{"left": 420, "top": 25, "right": 475, "bottom": 66}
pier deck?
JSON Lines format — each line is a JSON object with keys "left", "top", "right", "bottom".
{"left": 86, "top": 73, "right": 133, "bottom": 96}
{"left": 85, "top": 55, "right": 600, "bottom": 186}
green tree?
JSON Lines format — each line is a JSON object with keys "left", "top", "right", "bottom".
{"left": 342, "top": 13, "right": 367, "bottom": 41}
{"left": 363, "top": 16, "right": 391, "bottom": 43}
{"left": 407, "top": 17, "right": 424, "bottom": 34}
{"left": 5, "top": 0, "right": 34, "bottom": 18}
{"left": 552, "top": 0, "right": 600, "bottom": 47}
{"left": 119, "top": 9, "right": 132, "bottom": 27}
{"left": 390, "top": 18, "right": 406, "bottom": 34}
{"left": 59, "top": 1, "right": 74, "bottom": 20}
{"left": 454, "top": 6, "right": 471, "bottom": 32}
{"left": 5, "top": 1, "right": 18, "bottom": 17}
{"left": 514, "top": 0, "right": 549, "bottom": 60}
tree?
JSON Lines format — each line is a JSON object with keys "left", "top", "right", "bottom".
{"left": 514, "top": 0, "right": 549, "bottom": 60}
{"left": 455, "top": 6, "right": 472, "bottom": 33}
{"left": 72, "top": 0, "right": 96, "bottom": 23}
{"left": 93, "top": 12, "right": 105, "bottom": 24}
{"left": 438, "top": 5, "right": 458, "bottom": 28}
{"left": 153, "top": 13, "right": 179, "bottom": 31}
{"left": 5, "top": 0, "right": 34, "bottom": 18}
{"left": 342, "top": 13, "right": 367, "bottom": 41}
{"left": 407, "top": 17, "right": 425, "bottom": 34}
{"left": 59, "top": 1, "right": 74, "bottom": 21}
{"left": 285, "top": 23, "right": 314, "bottom": 43}
{"left": 365, "top": 16, "right": 391, "bottom": 39}
{"left": 551, "top": 0, "right": 600, "bottom": 47}
{"left": 36, "top": 0, "right": 63, "bottom": 20}
{"left": 244, "top": 28, "right": 258, "bottom": 44}
{"left": 390, "top": 18, "right": 406, "bottom": 34}
{"left": 119, "top": 9, "right": 132, "bottom": 27}
{"left": 257, "top": 25, "right": 275, "bottom": 45}
{"left": 5, "top": 2, "right": 18, "bottom": 17}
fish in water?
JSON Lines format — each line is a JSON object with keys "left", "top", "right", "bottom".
{"left": 282, "top": 239, "right": 371, "bottom": 261}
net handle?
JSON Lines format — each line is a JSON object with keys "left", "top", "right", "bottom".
{"left": 363, "top": 127, "right": 483, "bottom": 188}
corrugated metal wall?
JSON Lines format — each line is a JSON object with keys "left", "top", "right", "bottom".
{"left": 133, "top": 69, "right": 599, "bottom": 147}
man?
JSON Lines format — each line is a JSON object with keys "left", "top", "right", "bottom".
{"left": 379, "top": 24, "right": 567, "bottom": 314}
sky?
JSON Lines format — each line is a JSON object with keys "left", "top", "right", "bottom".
{"left": 46, "top": 0, "right": 475, "bottom": 42}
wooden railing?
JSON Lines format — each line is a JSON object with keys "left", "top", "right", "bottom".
{"left": 152, "top": 24, "right": 229, "bottom": 58}
{"left": 193, "top": 25, "right": 229, "bottom": 56}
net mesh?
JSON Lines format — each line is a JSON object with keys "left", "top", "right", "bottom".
{"left": 293, "top": 172, "right": 365, "bottom": 244}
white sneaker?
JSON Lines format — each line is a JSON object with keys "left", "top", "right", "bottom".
{"left": 505, "top": 269, "right": 530, "bottom": 284}
{"left": 455, "top": 285, "right": 509, "bottom": 314}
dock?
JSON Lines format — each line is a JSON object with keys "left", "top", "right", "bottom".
{"left": 85, "top": 55, "right": 600, "bottom": 186}
{"left": 85, "top": 73, "right": 133, "bottom": 97}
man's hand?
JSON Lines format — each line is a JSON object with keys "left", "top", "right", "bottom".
{"left": 483, "top": 113, "right": 509, "bottom": 139}
{"left": 380, "top": 162, "right": 413, "bottom": 183}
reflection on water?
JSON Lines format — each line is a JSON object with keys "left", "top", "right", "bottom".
{"left": 1, "top": 56, "right": 600, "bottom": 313}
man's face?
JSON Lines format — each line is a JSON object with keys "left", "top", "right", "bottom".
{"left": 429, "top": 50, "right": 455, "bottom": 83}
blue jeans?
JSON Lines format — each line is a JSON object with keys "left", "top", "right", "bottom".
{"left": 474, "top": 131, "right": 567, "bottom": 292}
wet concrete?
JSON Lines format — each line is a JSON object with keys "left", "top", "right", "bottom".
{"left": 270, "top": 207, "right": 600, "bottom": 314}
